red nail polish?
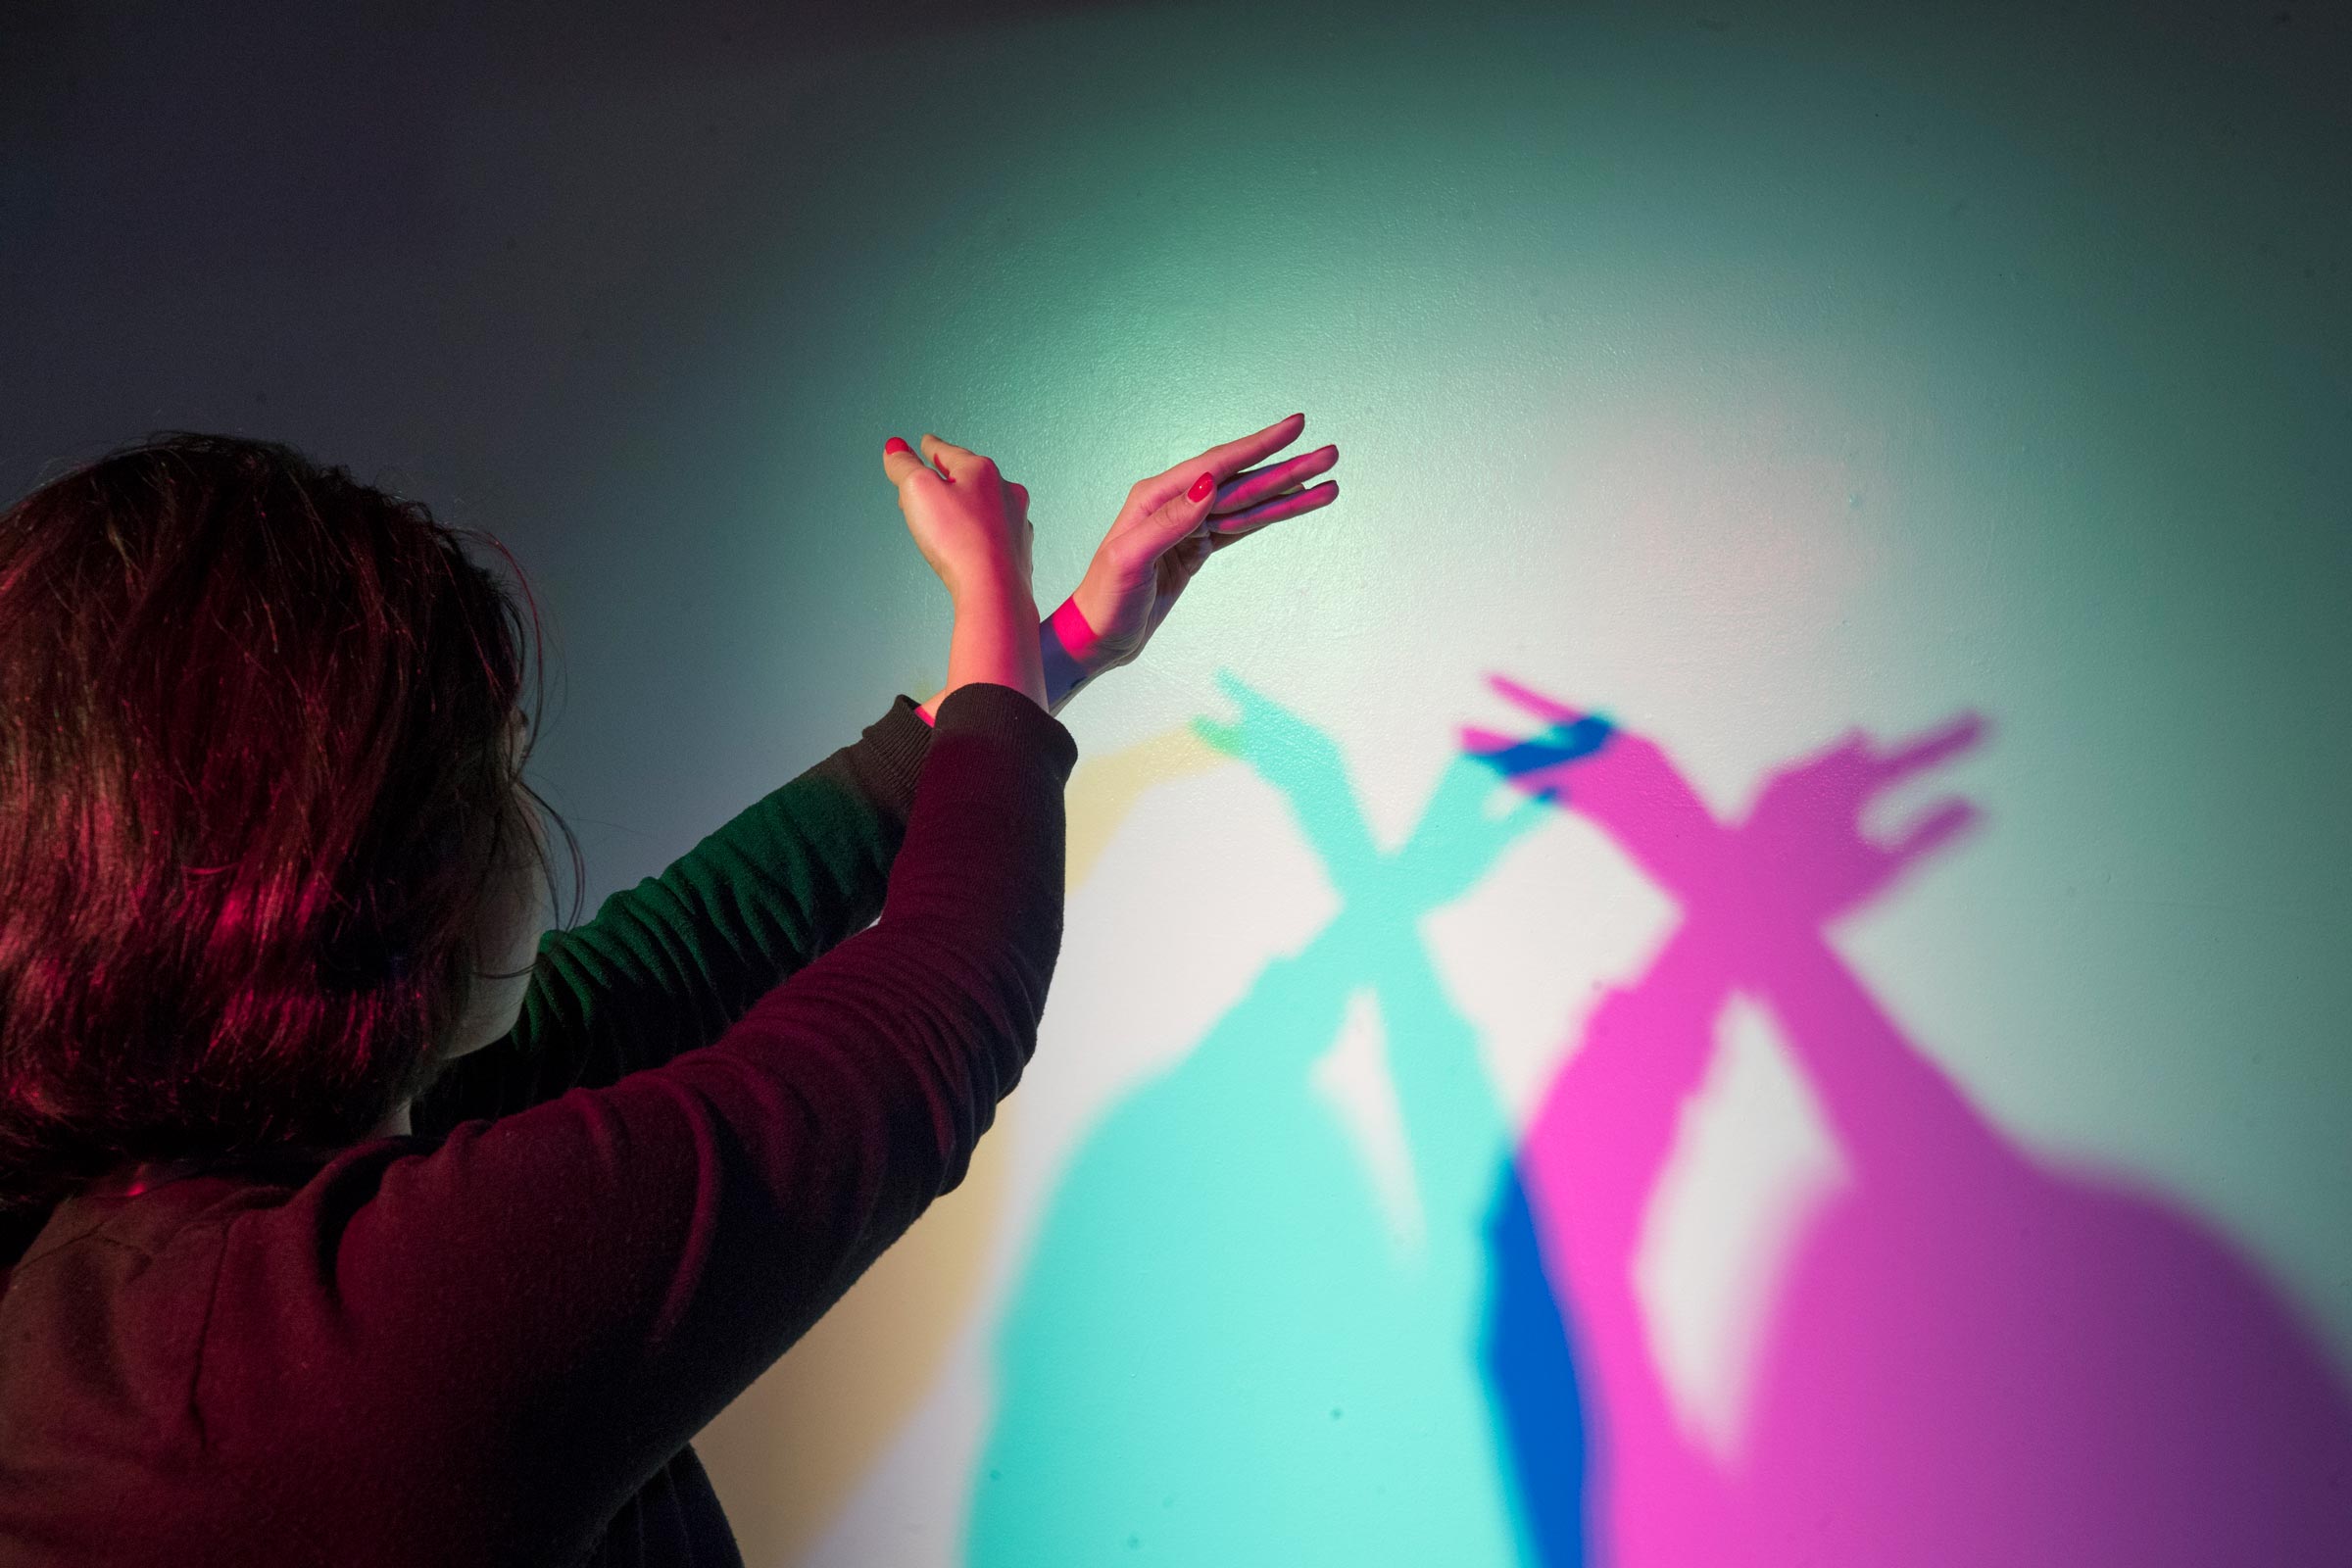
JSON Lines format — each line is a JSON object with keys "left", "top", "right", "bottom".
{"left": 1189, "top": 471, "right": 1215, "bottom": 502}
{"left": 885, "top": 437, "right": 909, "bottom": 455}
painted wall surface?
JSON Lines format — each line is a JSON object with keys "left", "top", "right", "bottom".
{"left": 7, "top": 1, "right": 2348, "bottom": 1562}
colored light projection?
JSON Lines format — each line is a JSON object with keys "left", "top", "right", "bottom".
{"left": 1473, "top": 677, "right": 2352, "bottom": 1565}
{"left": 490, "top": 8, "right": 2346, "bottom": 1550}
{"left": 968, "top": 671, "right": 1594, "bottom": 1564}
{"left": 951, "top": 668, "right": 2352, "bottom": 1565}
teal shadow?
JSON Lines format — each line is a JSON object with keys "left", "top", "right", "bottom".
{"left": 965, "top": 668, "right": 1561, "bottom": 1565}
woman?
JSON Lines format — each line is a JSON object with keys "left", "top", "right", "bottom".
{"left": 0, "top": 417, "right": 1337, "bottom": 1566}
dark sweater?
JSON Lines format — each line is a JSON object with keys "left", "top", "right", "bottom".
{"left": 0, "top": 681, "right": 1076, "bottom": 1567}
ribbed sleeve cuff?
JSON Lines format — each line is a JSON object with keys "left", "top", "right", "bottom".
{"left": 860, "top": 693, "right": 941, "bottom": 804}
{"left": 932, "top": 683, "right": 1079, "bottom": 784}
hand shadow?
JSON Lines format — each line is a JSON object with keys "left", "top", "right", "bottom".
{"left": 1468, "top": 677, "right": 2352, "bottom": 1566}
{"left": 966, "top": 669, "right": 1564, "bottom": 1567}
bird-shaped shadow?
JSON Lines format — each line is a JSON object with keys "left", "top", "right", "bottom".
{"left": 966, "top": 668, "right": 1576, "bottom": 1566}
{"left": 1466, "top": 674, "right": 2352, "bottom": 1566}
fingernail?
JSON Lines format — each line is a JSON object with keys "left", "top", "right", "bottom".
{"left": 884, "top": 437, "right": 909, "bottom": 455}
{"left": 1189, "top": 471, "right": 1215, "bottom": 503}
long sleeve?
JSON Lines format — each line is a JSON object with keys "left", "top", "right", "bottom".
{"left": 192, "top": 681, "right": 1075, "bottom": 1567}
{"left": 412, "top": 692, "right": 937, "bottom": 1134}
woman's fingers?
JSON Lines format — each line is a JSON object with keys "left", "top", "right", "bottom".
{"left": 881, "top": 439, "right": 942, "bottom": 491}
{"left": 920, "top": 433, "right": 992, "bottom": 480}
{"left": 923, "top": 416, "right": 1325, "bottom": 502}
{"left": 1139, "top": 414, "right": 1314, "bottom": 513}
{"left": 1203, "top": 479, "right": 1339, "bottom": 549}
{"left": 1198, "top": 412, "right": 1308, "bottom": 479}
{"left": 1206, "top": 444, "right": 1341, "bottom": 516}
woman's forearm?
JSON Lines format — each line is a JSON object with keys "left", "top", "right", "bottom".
{"left": 919, "top": 597, "right": 1102, "bottom": 724}
{"left": 917, "top": 575, "right": 1047, "bottom": 725}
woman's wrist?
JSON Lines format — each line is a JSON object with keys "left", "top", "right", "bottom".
{"left": 1038, "top": 597, "right": 1111, "bottom": 717}
{"left": 919, "top": 594, "right": 1109, "bottom": 725}
{"left": 928, "top": 575, "right": 1046, "bottom": 718}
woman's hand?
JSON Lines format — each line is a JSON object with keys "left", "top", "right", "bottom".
{"left": 1060, "top": 413, "right": 1340, "bottom": 674}
{"left": 881, "top": 433, "right": 1036, "bottom": 599}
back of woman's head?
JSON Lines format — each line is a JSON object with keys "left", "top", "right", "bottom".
{"left": 0, "top": 433, "right": 580, "bottom": 1216}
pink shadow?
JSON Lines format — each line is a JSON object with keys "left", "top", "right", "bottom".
{"left": 1467, "top": 682, "right": 2352, "bottom": 1565}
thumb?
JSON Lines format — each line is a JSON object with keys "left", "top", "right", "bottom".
{"left": 881, "top": 435, "right": 936, "bottom": 493}
{"left": 1152, "top": 467, "right": 1220, "bottom": 544}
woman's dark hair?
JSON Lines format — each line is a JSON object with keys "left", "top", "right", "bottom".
{"left": 0, "top": 433, "right": 583, "bottom": 1216}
